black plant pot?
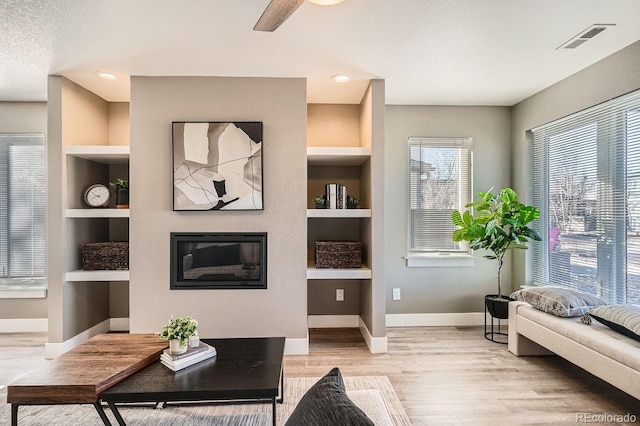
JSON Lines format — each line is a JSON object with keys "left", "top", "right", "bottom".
{"left": 484, "top": 294, "right": 513, "bottom": 320}
{"left": 116, "top": 188, "right": 129, "bottom": 209}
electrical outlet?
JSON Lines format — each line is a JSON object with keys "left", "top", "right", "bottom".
{"left": 336, "top": 288, "right": 344, "bottom": 302}
{"left": 392, "top": 288, "right": 401, "bottom": 301}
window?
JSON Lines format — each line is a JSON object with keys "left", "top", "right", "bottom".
{"left": 0, "top": 134, "right": 46, "bottom": 288}
{"left": 407, "top": 137, "right": 472, "bottom": 258}
{"left": 532, "top": 89, "right": 640, "bottom": 304}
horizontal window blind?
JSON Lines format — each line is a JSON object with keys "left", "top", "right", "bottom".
{"left": 532, "top": 89, "right": 640, "bottom": 304}
{"left": 408, "top": 137, "right": 472, "bottom": 253}
{"left": 0, "top": 134, "right": 46, "bottom": 285}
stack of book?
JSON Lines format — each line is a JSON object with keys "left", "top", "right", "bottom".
{"left": 325, "top": 183, "right": 348, "bottom": 209}
{"left": 160, "top": 342, "right": 216, "bottom": 371}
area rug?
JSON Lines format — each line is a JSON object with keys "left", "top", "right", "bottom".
{"left": 0, "top": 376, "right": 411, "bottom": 425}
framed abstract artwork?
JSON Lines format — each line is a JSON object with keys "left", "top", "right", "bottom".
{"left": 172, "top": 122, "right": 263, "bottom": 211}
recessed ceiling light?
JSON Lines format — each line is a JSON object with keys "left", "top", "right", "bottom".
{"left": 308, "top": 0, "right": 346, "bottom": 5}
{"left": 332, "top": 74, "right": 350, "bottom": 83}
{"left": 94, "top": 71, "right": 117, "bottom": 80}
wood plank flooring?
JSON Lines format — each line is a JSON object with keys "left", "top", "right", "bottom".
{"left": 2, "top": 328, "right": 638, "bottom": 425}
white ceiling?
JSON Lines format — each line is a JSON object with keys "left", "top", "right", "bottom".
{"left": 2, "top": 0, "right": 640, "bottom": 105}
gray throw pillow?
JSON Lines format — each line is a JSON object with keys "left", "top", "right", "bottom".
{"left": 589, "top": 304, "right": 640, "bottom": 342}
{"left": 510, "top": 286, "right": 606, "bottom": 317}
{"left": 284, "top": 367, "right": 374, "bottom": 426}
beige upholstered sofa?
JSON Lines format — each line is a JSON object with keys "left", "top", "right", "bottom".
{"left": 508, "top": 300, "right": 640, "bottom": 400}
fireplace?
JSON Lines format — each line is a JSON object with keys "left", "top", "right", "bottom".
{"left": 170, "top": 232, "right": 267, "bottom": 289}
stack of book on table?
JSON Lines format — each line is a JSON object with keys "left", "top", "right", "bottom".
{"left": 160, "top": 342, "right": 216, "bottom": 371}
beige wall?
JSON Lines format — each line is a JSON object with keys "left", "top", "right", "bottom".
{"left": 308, "top": 104, "right": 360, "bottom": 147}
{"left": 109, "top": 103, "right": 130, "bottom": 146}
{"left": 511, "top": 40, "right": 640, "bottom": 287}
{"left": 0, "top": 102, "right": 48, "bottom": 319}
{"left": 128, "top": 76, "right": 308, "bottom": 343}
{"left": 385, "top": 105, "right": 512, "bottom": 314}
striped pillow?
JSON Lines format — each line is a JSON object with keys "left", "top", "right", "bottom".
{"left": 589, "top": 304, "right": 640, "bottom": 342}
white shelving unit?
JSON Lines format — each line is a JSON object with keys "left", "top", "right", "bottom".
{"left": 65, "top": 145, "right": 130, "bottom": 280}
{"left": 306, "top": 209, "right": 371, "bottom": 218}
{"left": 307, "top": 147, "right": 371, "bottom": 166}
{"left": 306, "top": 262, "right": 372, "bottom": 280}
{"left": 65, "top": 209, "right": 130, "bottom": 218}
{"left": 66, "top": 269, "right": 130, "bottom": 282}
{"left": 307, "top": 145, "right": 371, "bottom": 281}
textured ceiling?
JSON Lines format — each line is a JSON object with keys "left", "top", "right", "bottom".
{"left": 1, "top": 0, "right": 640, "bottom": 105}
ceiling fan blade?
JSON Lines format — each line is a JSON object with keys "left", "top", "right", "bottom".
{"left": 253, "top": 0, "right": 305, "bottom": 32}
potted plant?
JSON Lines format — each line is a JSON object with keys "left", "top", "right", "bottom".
{"left": 347, "top": 196, "right": 360, "bottom": 209}
{"left": 157, "top": 316, "right": 198, "bottom": 354}
{"left": 109, "top": 178, "right": 129, "bottom": 209}
{"left": 313, "top": 195, "right": 325, "bottom": 209}
{"left": 452, "top": 187, "right": 541, "bottom": 320}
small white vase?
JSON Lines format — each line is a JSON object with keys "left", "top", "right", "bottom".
{"left": 189, "top": 334, "right": 200, "bottom": 348}
{"left": 169, "top": 339, "right": 188, "bottom": 355}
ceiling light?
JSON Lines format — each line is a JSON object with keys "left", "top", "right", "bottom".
{"left": 95, "top": 71, "right": 117, "bottom": 80}
{"left": 332, "top": 74, "right": 350, "bottom": 83}
{"left": 308, "top": 0, "right": 346, "bottom": 5}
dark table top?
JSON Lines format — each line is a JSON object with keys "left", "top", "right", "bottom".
{"left": 101, "top": 337, "right": 285, "bottom": 403}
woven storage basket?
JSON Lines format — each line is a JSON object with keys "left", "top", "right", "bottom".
{"left": 315, "top": 241, "right": 361, "bottom": 269}
{"left": 82, "top": 242, "right": 129, "bottom": 270}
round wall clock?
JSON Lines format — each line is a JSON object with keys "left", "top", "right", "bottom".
{"left": 84, "top": 184, "right": 111, "bottom": 208}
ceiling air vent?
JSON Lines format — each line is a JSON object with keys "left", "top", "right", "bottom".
{"left": 557, "top": 24, "right": 615, "bottom": 50}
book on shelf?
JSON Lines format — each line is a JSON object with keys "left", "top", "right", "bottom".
{"left": 160, "top": 343, "right": 217, "bottom": 372}
{"left": 325, "top": 183, "right": 348, "bottom": 209}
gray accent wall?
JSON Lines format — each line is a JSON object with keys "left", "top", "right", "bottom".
{"left": 128, "top": 77, "right": 308, "bottom": 343}
{"left": 511, "top": 40, "right": 640, "bottom": 287}
{"left": 385, "top": 105, "right": 512, "bottom": 314}
{"left": 0, "top": 102, "right": 48, "bottom": 319}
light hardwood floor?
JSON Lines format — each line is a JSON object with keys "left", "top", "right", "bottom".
{"left": 1, "top": 328, "right": 638, "bottom": 425}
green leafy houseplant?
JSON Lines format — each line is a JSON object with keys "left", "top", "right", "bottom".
{"left": 109, "top": 178, "right": 128, "bottom": 190}
{"left": 452, "top": 187, "right": 541, "bottom": 301}
{"left": 157, "top": 316, "right": 198, "bottom": 346}
{"left": 109, "top": 178, "right": 129, "bottom": 208}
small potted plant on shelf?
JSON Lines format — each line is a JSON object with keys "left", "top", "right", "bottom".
{"left": 109, "top": 178, "right": 129, "bottom": 209}
{"left": 157, "top": 316, "right": 199, "bottom": 354}
{"left": 451, "top": 187, "right": 541, "bottom": 320}
{"left": 313, "top": 195, "right": 326, "bottom": 209}
{"left": 347, "top": 196, "right": 360, "bottom": 209}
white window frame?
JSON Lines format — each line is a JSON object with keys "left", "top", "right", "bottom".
{"left": 406, "top": 137, "right": 473, "bottom": 267}
{"left": 531, "top": 89, "right": 640, "bottom": 304}
{"left": 0, "top": 133, "right": 47, "bottom": 299}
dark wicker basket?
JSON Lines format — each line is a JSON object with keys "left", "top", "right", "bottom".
{"left": 82, "top": 242, "right": 129, "bottom": 271}
{"left": 315, "top": 241, "right": 361, "bottom": 269}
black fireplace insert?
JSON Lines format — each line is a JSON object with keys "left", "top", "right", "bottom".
{"left": 170, "top": 232, "right": 267, "bottom": 289}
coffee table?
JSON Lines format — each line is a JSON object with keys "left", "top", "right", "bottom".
{"left": 101, "top": 337, "right": 285, "bottom": 426}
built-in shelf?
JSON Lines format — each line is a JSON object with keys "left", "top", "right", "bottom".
{"left": 306, "top": 262, "right": 372, "bottom": 280}
{"left": 65, "top": 209, "right": 130, "bottom": 218}
{"left": 307, "top": 209, "right": 372, "bottom": 218}
{"left": 66, "top": 269, "right": 130, "bottom": 282}
{"left": 66, "top": 145, "right": 130, "bottom": 165}
{"left": 307, "top": 147, "right": 371, "bottom": 166}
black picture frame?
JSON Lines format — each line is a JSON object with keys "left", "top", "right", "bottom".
{"left": 172, "top": 121, "right": 263, "bottom": 211}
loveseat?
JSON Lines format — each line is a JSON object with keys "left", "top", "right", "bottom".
{"left": 508, "top": 297, "right": 640, "bottom": 400}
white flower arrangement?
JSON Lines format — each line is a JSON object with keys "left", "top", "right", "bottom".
{"left": 157, "top": 316, "right": 198, "bottom": 345}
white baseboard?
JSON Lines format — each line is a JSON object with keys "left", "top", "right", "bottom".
{"left": 0, "top": 318, "right": 48, "bottom": 332}
{"left": 386, "top": 312, "right": 485, "bottom": 327}
{"left": 110, "top": 317, "right": 130, "bottom": 331}
{"left": 307, "top": 315, "right": 360, "bottom": 328}
{"left": 358, "top": 317, "right": 388, "bottom": 353}
{"left": 285, "top": 334, "right": 309, "bottom": 355}
{"left": 44, "top": 319, "right": 111, "bottom": 359}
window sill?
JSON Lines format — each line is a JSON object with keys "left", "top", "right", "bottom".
{"left": 406, "top": 254, "right": 474, "bottom": 267}
{"left": 0, "top": 286, "right": 47, "bottom": 299}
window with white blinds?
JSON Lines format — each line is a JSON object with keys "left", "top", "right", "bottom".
{"left": 0, "top": 134, "right": 46, "bottom": 287}
{"left": 408, "top": 137, "right": 472, "bottom": 254}
{"left": 531, "top": 89, "right": 640, "bottom": 304}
